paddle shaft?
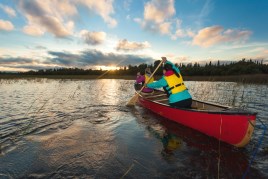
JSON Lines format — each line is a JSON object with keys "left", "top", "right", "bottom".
{"left": 126, "top": 57, "right": 165, "bottom": 106}
{"left": 137, "top": 59, "right": 164, "bottom": 94}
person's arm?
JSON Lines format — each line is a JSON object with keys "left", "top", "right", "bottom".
{"left": 147, "top": 77, "right": 167, "bottom": 89}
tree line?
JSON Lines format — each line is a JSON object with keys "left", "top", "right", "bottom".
{"left": 1, "top": 58, "right": 268, "bottom": 76}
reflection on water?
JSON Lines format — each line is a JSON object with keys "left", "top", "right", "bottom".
{"left": 147, "top": 125, "right": 183, "bottom": 155}
{"left": 132, "top": 106, "right": 265, "bottom": 178}
{"left": 0, "top": 78, "right": 267, "bottom": 178}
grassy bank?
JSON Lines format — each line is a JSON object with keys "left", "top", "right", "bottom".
{"left": 0, "top": 74, "right": 268, "bottom": 84}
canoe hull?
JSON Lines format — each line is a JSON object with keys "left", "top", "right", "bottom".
{"left": 138, "top": 95, "right": 256, "bottom": 147}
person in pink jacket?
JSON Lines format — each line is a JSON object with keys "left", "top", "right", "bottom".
{"left": 135, "top": 68, "right": 154, "bottom": 93}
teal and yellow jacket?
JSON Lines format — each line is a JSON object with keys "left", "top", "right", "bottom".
{"left": 147, "top": 61, "right": 192, "bottom": 104}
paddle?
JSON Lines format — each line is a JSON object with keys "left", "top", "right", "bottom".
{"left": 126, "top": 57, "right": 165, "bottom": 106}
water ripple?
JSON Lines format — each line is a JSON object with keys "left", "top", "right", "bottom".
{"left": 0, "top": 79, "right": 267, "bottom": 178}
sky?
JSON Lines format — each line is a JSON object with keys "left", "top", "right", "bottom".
{"left": 0, "top": 0, "right": 268, "bottom": 72}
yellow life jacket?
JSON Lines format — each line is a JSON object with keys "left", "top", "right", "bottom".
{"left": 164, "top": 73, "right": 187, "bottom": 94}
{"left": 166, "top": 138, "right": 182, "bottom": 151}
{"left": 145, "top": 73, "right": 154, "bottom": 84}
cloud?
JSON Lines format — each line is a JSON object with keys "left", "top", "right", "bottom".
{"left": 255, "top": 49, "right": 268, "bottom": 61}
{"left": 46, "top": 51, "right": 80, "bottom": 65}
{"left": 1, "top": 49, "right": 154, "bottom": 71}
{"left": 78, "top": 0, "right": 117, "bottom": 28}
{"left": 23, "top": 25, "right": 45, "bottom": 36}
{"left": 1, "top": 49, "right": 155, "bottom": 71}
{"left": 0, "top": 57, "right": 35, "bottom": 65}
{"left": 17, "top": 0, "right": 117, "bottom": 37}
{"left": 170, "top": 20, "right": 195, "bottom": 40}
{"left": 192, "top": 26, "right": 252, "bottom": 47}
{"left": 18, "top": 0, "right": 73, "bottom": 38}
{"left": 35, "top": 45, "right": 47, "bottom": 50}
{"left": 138, "top": 0, "right": 175, "bottom": 35}
{"left": 264, "top": 50, "right": 268, "bottom": 54}
{"left": 171, "top": 29, "right": 193, "bottom": 40}
{"left": 80, "top": 30, "right": 106, "bottom": 45}
{"left": 116, "top": 39, "right": 151, "bottom": 51}
{"left": 25, "top": 45, "right": 47, "bottom": 50}
{"left": 0, "top": 19, "right": 14, "bottom": 31}
{"left": 47, "top": 49, "right": 154, "bottom": 67}
{"left": 144, "top": 0, "right": 175, "bottom": 23}
{"left": 0, "top": 4, "right": 16, "bottom": 17}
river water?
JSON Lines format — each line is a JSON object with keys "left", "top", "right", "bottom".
{"left": 0, "top": 79, "right": 267, "bottom": 178}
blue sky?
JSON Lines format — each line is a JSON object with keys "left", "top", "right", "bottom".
{"left": 0, "top": 0, "right": 268, "bottom": 71}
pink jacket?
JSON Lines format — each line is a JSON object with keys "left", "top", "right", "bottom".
{"left": 136, "top": 75, "right": 153, "bottom": 93}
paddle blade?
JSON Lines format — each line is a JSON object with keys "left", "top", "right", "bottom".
{"left": 126, "top": 93, "right": 139, "bottom": 106}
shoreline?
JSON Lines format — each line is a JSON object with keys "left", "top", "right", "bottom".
{"left": 0, "top": 74, "right": 268, "bottom": 84}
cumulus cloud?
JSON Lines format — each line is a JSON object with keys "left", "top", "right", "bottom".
{"left": 116, "top": 39, "right": 151, "bottom": 51}
{"left": 170, "top": 19, "right": 192, "bottom": 40}
{"left": 138, "top": 0, "right": 175, "bottom": 35}
{"left": 0, "top": 4, "right": 16, "bottom": 17}
{"left": 192, "top": 26, "right": 252, "bottom": 47}
{"left": 78, "top": 0, "right": 117, "bottom": 27}
{"left": 18, "top": 0, "right": 72, "bottom": 38}
{"left": 23, "top": 25, "right": 45, "bottom": 36}
{"left": 0, "top": 19, "right": 14, "bottom": 31}
{"left": 17, "top": 0, "right": 116, "bottom": 37}
{"left": 144, "top": 0, "right": 175, "bottom": 23}
{"left": 80, "top": 30, "right": 106, "bottom": 45}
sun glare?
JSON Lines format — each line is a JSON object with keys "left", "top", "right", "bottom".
{"left": 98, "top": 66, "right": 119, "bottom": 71}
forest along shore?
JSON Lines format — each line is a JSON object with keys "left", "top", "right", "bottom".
{"left": 0, "top": 74, "right": 268, "bottom": 84}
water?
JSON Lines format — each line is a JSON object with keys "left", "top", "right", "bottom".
{"left": 0, "top": 79, "right": 267, "bottom": 178}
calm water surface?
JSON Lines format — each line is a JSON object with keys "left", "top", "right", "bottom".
{"left": 0, "top": 79, "right": 267, "bottom": 178}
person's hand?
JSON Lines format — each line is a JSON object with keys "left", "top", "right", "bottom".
{"left": 161, "top": 57, "right": 167, "bottom": 63}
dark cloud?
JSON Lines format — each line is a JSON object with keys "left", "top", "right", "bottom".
{"left": 0, "top": 57, "right": 35, "bottom": 64}
{"left": 19, "top": 0, "right": 45, "bottom": 17}
{"left": 0, "top": 49, "right": 155, "bottom": 71}
{"left": 48, "top": 49, "right": 154, "bottom": 67}
{"left": 47, "top": 51, "right": 80, "bottom": 65}
{"left": 2, "top": 49, "right": 267, "bottom": 72}
{"left": 2, "top": 64, "right": 62, "bottom": 71}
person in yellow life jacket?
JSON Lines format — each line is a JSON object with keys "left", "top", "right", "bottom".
{"left": 135, "top": 67, "right": 154, "bottom": 93}
{"left": 146, "top": 125, "right": 182, "bottom": 155}
{"left": 147, "top": 58, "right": 192, "bottom": 108}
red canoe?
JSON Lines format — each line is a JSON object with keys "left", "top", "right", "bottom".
{"left": 137, "top": 89, "right": 257, "bottom": 147}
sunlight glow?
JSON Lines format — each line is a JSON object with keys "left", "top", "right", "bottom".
{"left": 97, "top": 66, "right": 120, "bottom": 71}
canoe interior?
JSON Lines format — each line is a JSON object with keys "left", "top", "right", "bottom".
{"left": 140, "top": 89, "right": 231, "bottom": 111}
